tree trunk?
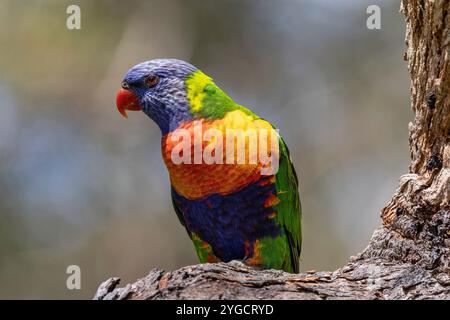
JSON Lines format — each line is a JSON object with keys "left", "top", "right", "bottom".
{"left": 94, "top": 0, "right": 449, "bottom": 300}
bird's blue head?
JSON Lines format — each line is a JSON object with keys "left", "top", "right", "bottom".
{"left": 116, "top": 59, "right": 197, "bottom": 134}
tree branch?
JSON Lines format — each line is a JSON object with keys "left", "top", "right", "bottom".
{"left": 94, "top": 0, "right": 449, "bottom": 300}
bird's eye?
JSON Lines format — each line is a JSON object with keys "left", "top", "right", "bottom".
{"left": 144, "top": 75, "right": 160, "bottom": 88}
{"left": 121, "top": 81, "right": 130, "bottom": 90}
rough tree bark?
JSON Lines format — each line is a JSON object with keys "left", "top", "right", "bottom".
{"left": 95, "top": 0, "right": 449, "bottom": 300}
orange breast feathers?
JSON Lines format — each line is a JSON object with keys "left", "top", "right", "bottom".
{"left": 161, "top": 110, "right": 280, "bottom": 200}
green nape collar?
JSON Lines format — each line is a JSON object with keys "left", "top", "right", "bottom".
{"left": 185, "top": 70, "right": 256, "bottom": 119}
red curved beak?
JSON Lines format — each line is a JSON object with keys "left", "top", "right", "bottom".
{"left": 116, "top": 88, "right": 142, "bottom": 118}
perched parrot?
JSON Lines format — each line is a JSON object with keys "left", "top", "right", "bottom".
{"left": 116, "top": 59, "right": 301, "bottom": 273}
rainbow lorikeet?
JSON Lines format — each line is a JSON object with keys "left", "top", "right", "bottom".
{"left": 116, "top": 59, "right": 301, "bottom": 273}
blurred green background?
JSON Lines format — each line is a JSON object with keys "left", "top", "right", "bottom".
{"left": 0, "top": 0, "right": 410, "bottom": 299}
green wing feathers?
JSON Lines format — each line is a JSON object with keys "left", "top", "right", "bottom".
{"left": 275, "top": 136, "right": 302, "bottom": 273}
